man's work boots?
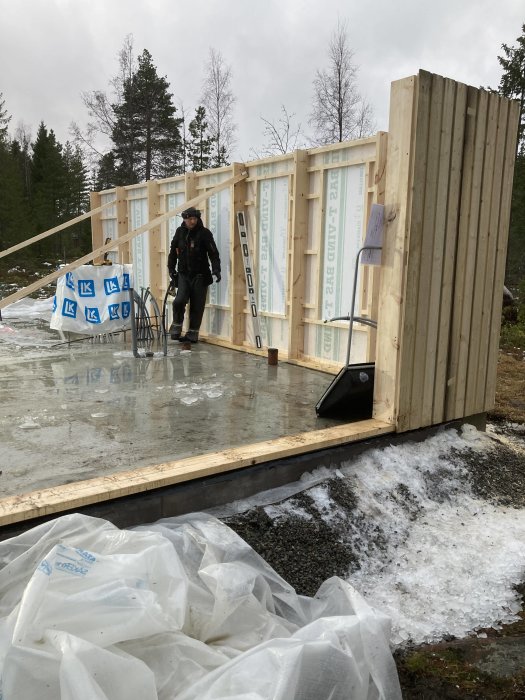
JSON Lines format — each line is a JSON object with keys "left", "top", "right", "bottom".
{"left": 179, "top": 329, "right": 199, "bottom": 344}
{"left": 169, "top": 323, "right": 182, "bottom": 340}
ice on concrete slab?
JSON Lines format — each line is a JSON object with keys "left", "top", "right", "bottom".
{"left": 180, "top": 396, "right": 200, "bottom": 405}
{"left": 19, "top": 420, "right": 41, "bottom": 430}
{"left": 205, "top": 390, "right": 223, "bottom": 399}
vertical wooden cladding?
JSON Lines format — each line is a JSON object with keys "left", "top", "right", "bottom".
{"left": 381, "top": 70, "right": 520, "bottom": 432}
{"left": 447, "top": 88, "right": 519, "bottom": 421}
{"left": 404, "top": 73, "right": 469, "bottom": 429}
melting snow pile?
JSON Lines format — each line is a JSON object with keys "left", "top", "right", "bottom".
{"left": 219, "top": 426, "right": 525, "bottom": 647}
{"left": 0, "top": 513, "right": 401, "bottom": 700}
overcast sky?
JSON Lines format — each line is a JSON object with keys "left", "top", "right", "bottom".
{"left": 1, "top": 0, "right": 523, "bottom": 163}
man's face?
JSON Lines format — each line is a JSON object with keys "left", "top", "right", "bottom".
{"left": 185, "top": 216, "right": 198, "bottom": 230}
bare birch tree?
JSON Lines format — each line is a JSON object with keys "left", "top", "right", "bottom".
{"left": 250, "top": 105, "right": 305, "bottom": 159}
{"left": 70, "top": 34, "right": 137, "bottom": 163}
{"left": 201, "top": 48, "right": 236, "bottom": 167}
{"left": 309, "top": 20, "right": 374, "bottom": 145}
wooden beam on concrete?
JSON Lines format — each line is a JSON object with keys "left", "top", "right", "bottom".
{"left": 0, "top": 419, "right": 393, "bottom": 527}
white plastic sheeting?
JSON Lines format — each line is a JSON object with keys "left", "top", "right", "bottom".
{"left": 0, "top": 513, "right": 401, "bottom": 700}
{"left": 49, "top": 264, "right": 133, "bottom": 335}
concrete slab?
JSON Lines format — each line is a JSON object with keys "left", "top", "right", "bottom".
{"left": 0, "top": 315, "right": 343, "bottom": 498}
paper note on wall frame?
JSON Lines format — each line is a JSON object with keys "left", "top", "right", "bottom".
{"left": 362, "top": 204, "right": 384, "bottom": 265}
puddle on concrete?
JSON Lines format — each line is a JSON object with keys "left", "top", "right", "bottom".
{"left": 0, "top": 317, "right": 341, "bottom": 497}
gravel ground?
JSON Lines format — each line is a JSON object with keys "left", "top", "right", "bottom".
{"left": 226, "top": 423, "right": 525, "bottom": 597}
{"left": 224, "top": 422, "right": 525, "bottom": 698}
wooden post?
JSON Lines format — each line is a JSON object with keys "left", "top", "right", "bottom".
{"left": 90, "top": 191, "right": 104, "bottom": 264}
{"left": 363, "top": 131, "right": 388, "bottom": 361}
{"left": 373, "top": 76, "right": 419, "bottom": 427}
{"left": 115, "top": 186, "right": 129, "bottom": 264}
{"left": 288, "top": 150, "right": 309, "bottom": 360}
{"left": 147, "top": 180, "right": 162, "bottom": 304}
{"left": 231, "top": 163, "right": 248, "bottom": 346}
{"left": 185, "top": 172, "right": 198, "bottom": 206}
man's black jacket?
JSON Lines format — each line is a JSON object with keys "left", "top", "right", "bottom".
{"left": 168, "top": 220, "right": 221, "bottom": 285}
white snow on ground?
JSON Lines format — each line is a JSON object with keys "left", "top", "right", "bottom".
{"left": 214, "top": 424, "right": 525, "bottom": 648}
{"left": 339, "top": 426, "right": 525, "bottom": 646}
{"left": 1, "top": 296, "right": 53, "bottom": 320}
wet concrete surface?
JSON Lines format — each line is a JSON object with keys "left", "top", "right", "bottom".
{"left": 0, "top": 319, "right": 342, "bottom": 498}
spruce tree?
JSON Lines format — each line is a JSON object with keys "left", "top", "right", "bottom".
{"left": 31, "top": 123, "right": 67, "bottom": 258}
{"left": 496, "top": 24, "right": 525, "bottom": 285}
{"left": 0, "top": 141, "right": 30, "bottom": 255}
{"left": 95, "top": 152, "right": 118, "bottom": 191}
{"left": 61, "top": 142, "right": 91, "bottom": 257}
{"left": 187, "top": 106, "right": 214, "bottom": 172}
{"left": 111, "top": 49, "right": 183, "bottom": 183}
{"left": 0, "top": 92, "right": 11, "bottom": 143}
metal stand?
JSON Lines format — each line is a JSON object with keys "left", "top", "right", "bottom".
{"left": 129, "top": 287, "right": 167, "bottom": 358}
{"left": 315, "top": 245, "right": 382, "bottom": 420}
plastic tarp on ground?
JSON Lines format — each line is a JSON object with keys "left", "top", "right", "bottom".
{"left": 0, "top": 513, "right": 401, "bottom": 699}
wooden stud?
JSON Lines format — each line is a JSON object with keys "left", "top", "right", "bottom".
{"left": 464, "top": 90, "right": 493, "bottom": 416}
{"left": 367, "top": 130, "right": 388, "bottom": 360}
{"left": 288, "top": 150, "right": 309, "bottom": 360}
{"left": 472, "top": 95, "right": 507, "bottom": 411}
{"left": 420, "top": 74, "right": 449, "bottom": 426}
{"left": 374, "top": 75, "right": 419, "bottom": 426}
{"left": 396, "top": 70, "right": 432, "bottom": 431}
{"left": 115, "top": 187, "right": 130, "bottom": 264}
{"left": 90, "top": 191, "right": 105, "bottom": 264}
{"left": 231, "top": 163, "right": 248, "bottom": 345}
{"left": 147, "top": 180, "right": 163, "bottom": 305}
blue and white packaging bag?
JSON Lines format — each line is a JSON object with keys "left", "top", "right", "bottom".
{"left": 50, "top": 264, "right": 134, "bottom": 334}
